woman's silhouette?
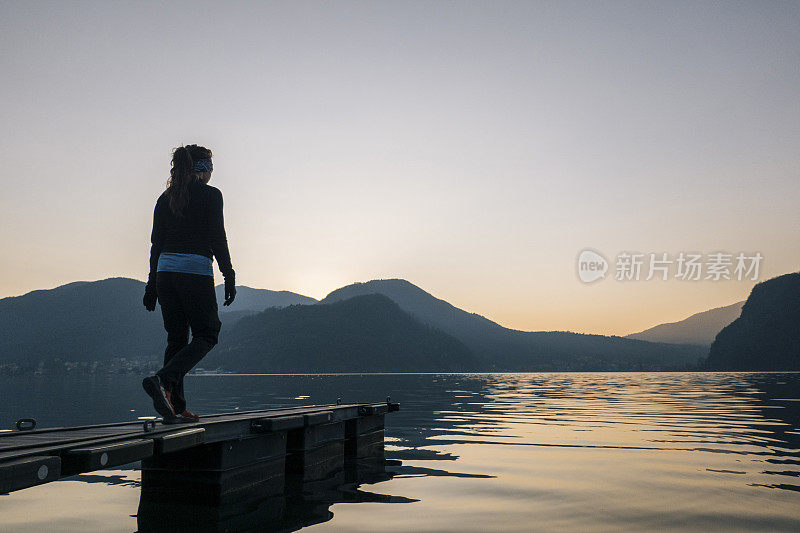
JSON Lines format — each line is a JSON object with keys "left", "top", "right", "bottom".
{"left": 141, "top": 144, "right": 235, "bottom": 423}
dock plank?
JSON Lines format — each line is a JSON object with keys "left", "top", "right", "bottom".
{"left": 0, "top": 401, "right": 397, "bottom": 495}
{"left": 0, "top": 404, "right": 366, "bottom": 463}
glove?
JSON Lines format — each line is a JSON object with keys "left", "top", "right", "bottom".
{"left": 143, "top": 283, "right": 157, "bottom": 312}
{"left": 223, "top": 275, "right": 236, "bottom": 307}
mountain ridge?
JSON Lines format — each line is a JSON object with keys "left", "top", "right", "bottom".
{"left": 0, "top": 276, "right": 707, "bottom": 372}
{"left": 207, "top": 293, "right": 477, "bottom": 372}
{"left": 320, "top": 278, "right": 705, "bottom": 370}
{"left": 0, "top": 277, "right": 316, "bottom": 366}
{"left": 625, "top": 301, "right": 745, "bottom": 346}
{"left": 705, "top": 273, "right": 800, "bottom": 370}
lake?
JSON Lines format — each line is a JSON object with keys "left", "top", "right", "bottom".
{"left": 1, "top": 372, "right": 799, "bottom": 532}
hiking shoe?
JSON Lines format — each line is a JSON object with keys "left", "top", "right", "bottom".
{"left": 141, "top": 375, "right": 175, "bottom": 419}
{"left": 179, "top": 409, "right": 200, "bottom": 421}
{"left": 162, "top": 413, "right": 199, "bottom": 424}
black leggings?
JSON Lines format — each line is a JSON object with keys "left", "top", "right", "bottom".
{"left": 155, "top": 271, "right": 221, "bottom": 412}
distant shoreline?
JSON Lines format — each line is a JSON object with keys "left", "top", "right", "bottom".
{"left": 4, "top": 370, "right": 799, "bottom": 377}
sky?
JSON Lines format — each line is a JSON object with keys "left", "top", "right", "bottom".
{"left": 0, "top": 0, "right": 798, "bottom": 336}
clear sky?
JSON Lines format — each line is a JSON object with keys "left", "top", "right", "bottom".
{"left": 1, "top": 1, "right": 798, "bottom": 336}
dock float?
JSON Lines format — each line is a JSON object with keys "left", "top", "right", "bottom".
{"left": 0, "top": 400, "right": 399, "bottom": 505}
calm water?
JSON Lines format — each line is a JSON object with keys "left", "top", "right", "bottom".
{"left": 1, "top": 372, "right": 799, "bottom": 532}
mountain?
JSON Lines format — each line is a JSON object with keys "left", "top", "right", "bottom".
{"left": 320, "top": 279, "right": 705, "bottom": 370}
{"left": 0, "top": 278, "right": 315, "bottom": 368}
{"left": 0, "top": 276, "right": 709, "bottom": 373}
{"left": 625, "top": 301, "right": 744, "bottom": 346}
{"left": 215, "top": 285, "right": 317, "bottom": 314}
{"left": 216, "top": 285, "right": 317, "bottom": 325}
{"left": 207, "top": 294, "right": 476, "bottom": 372}
{"left": 0, "top": 278, "right": 164, "bottom": 364}
{"left": 705, "top": 273, "right": 800, "bottom": 370}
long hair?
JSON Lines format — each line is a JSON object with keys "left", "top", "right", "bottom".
{"left": 166, "top": 144, "right": 212, "bottom": 216}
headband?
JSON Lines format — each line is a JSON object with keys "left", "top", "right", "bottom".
{"left": 193, "top": 158, "right": 213, "bottom": 172}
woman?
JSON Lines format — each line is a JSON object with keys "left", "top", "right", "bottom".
{"left": 141, "top": 144, "right": 236, "bottom": 423}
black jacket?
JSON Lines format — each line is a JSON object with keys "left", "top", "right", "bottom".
{"left": 148, "top": 180, "right": 234, "bottom": 284}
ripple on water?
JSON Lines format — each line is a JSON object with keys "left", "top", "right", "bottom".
{"left": 0, "top": 372, "right": 798, "bottom": 531}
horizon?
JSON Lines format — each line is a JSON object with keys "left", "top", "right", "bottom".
{"left": 0, "top": 273, "right": 765, "bottom": 338}
{"left": 1, "top": 1, "right": 798, "bottom": 336}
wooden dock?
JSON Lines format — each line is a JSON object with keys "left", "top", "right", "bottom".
{"left": 0, "top": 400, "right": 399, "bottom": 515}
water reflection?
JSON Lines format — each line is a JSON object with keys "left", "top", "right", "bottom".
{"left": 136, "top": 455, "right": 416, "bottom": 532}
{"left": 1, "top": 372, "right": 799, "bottom": 531}
{"left": 71, "top": 473, "right": 142, "bottom": 488}
{"left": 385, "top": 373, "right": 800, "bottom": 491}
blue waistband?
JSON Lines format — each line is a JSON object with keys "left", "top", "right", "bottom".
{"left": 157, "top": 252, "right": 213, "bottom": 277}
